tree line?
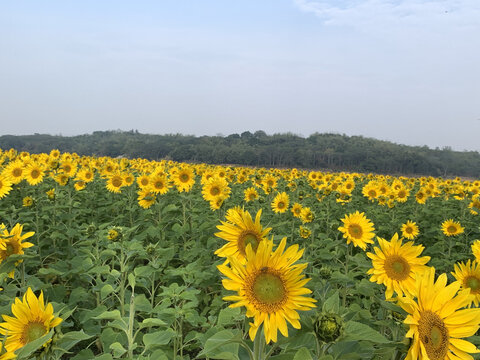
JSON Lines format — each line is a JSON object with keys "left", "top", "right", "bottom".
{"left": 1, "top": 130, "right": 479, "bottom": 178}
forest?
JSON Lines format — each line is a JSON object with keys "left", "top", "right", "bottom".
{"left": 1, "top": 130, "right": 479, "bottom": 177}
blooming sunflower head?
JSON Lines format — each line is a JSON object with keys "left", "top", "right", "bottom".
{"left": 451, "top": 259, "right": 480, "bottom": 307}
{"left": 0, "top": 287, "right": 62, "bottom": 353}
{"left": 472, "top": 240, "right": 480, "bottom": 263}
{"left": 218, "top": 237, "right": 316, "bottom": 343}
{"left": 338, "top": 211, "right": 375, "bottom": 250}
{"left": 215, "top": 208, "right": 271, "bottom": 263}
{"left": 397, "top": 267, "right": 480, "bottom": 360}
{"left": 366, "top": 233, "right": 430, "bottom": 299}
{"left": 271, "top": 192, "right": 289, "bottom": 213}
{"left": 441, "top": 219, "right": 464, "bottom": 237}
{"left": 400, "top": 220, "right": 419, "bottom": 240}
{"left": 0, "top": 223, "right": 34, "bottom": 263}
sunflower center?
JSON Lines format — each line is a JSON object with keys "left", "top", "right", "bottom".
{"left": 418, "top": 310, "right": 449, "bottom": 360}
{"left": 348, "top": 224, "right": 363, "bottom": 239}
{"left": 5, "top": 243, "right": 15, "bottom": 256}
{"left": 31, "top": 169, "right": 40, "bottom": 179}
{"left": 239, "top": 232, "right": 260, "bottom": 254}
{"left": 277, "top": 201, "right": 285, "bottom": 209}
{"left": 405, "top": 227, "right": 413, "bottom": 234}
{"left": 13, "top": 168, "right": 22, "bottom": 177}
{"left": 384, "top": 255, "right": 410, "bottom": 281}
{"left": 180, "top": 174, "right": 189, "bottom": 182}
{"left": 251, "top": 270, "right": 286, "bottom": 309}
{"left": 368, "top": 190, "right": 376, "bottom": 197}
{"left": 112, "top": 177, "right": 122, "bottom": 187}
{"left": 22, "top": 321, "right": 47, "bottom": 345}
{"left": 210, "top": 186, "right": 220, "bottom": 196}
{"left": 447, "top": 225, "right": 457, "bottom": 234}
{"left": 465, "top": 276, "right": 480, "bottom": 293}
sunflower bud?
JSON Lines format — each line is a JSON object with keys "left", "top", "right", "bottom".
{"left": 318, "top": 266, "right": 332, "bottom": 279}
{"left": 314, "top": 312, "right": 344, "bottom": 343}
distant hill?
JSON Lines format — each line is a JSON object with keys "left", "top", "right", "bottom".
{"left": 1, "top": 130, "right": 479, "bottom": 178}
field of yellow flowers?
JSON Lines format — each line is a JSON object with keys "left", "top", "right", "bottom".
{"left": 0, "top": 147, "right": 479, "bottom": 360}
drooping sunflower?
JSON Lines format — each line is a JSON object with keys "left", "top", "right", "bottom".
{"left": 468, "top": 197, "right": 480, "bottom": 215}
{"left": 218, "top": 237, "right": 316, "bottom": 343}
{"left": 400, "top": 220, "right": 419, "bottom": 240}
{"left": 441, "top": 219, "right": 464, "bottom": 237}
{"left": 299, "top": 226, "right": 311, "bottom": 239}
{"left": 451, "top": 259, "right": 480, "bottom": 307}
{"left": 271, "top": 192, "right": 289, "bottom": 213}
{"left": 366, "top": 233, "right": 430, "bottom": 299}
{"left": 0, "top": 287, "right": 62, "bottom": 352}
{"left": 22, "top": 196, "right": 34, "bottom": 207}
{"left": 300, "top": 207, "right": 314, "bottom": 223}
{"left": 338, "top": 211, "right": 375, "bottom": 250}
{"left": 215, "top": 208, "right": 271, "bottom": 263}
{"left": 397, "top": 267, "right": 480, "bottom": 360}
{"left": 137, "top": 187, "right": 156, "bottom": 209}
{"left": 244, "top": 187, "right": 259, "bottom": 202}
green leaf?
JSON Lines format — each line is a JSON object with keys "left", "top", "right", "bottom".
{"left": 15, "top": 329, "right": 54, "bottom": 359}
{"left": 343, "top": 321, "right": 390, "bottom": 344}
{"left": 94, "top": 310, "right": 122, "bottom": 321}
{"left": 323, "top": 291, "right": 339, "bottom": 313}
{"left": 216, "top": 307, "right": 241, "bottom": 327}
{"left": 139, "top": 318, "right": 167, "bottom": 329}
{"left": 143, "top": 328, "right": 176, "bottom": 351}
{"left": 293, "top": 347, "right": 313, "bottom": 360}
{"left": 101, "top": 284, "right": 115, "bottom": 300}
{"left": 53, "top": 330, "right": 93, "bottom": 354}
{"left": 109, "top": 342, "right": 127, "bottom": 357}
{"left": 198, "top": 330, "right": 240, "bottom": 360}
{"left": 128, "top": 273, "right": 136, "bottom": 289}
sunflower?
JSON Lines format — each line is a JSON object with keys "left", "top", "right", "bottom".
{"left": 0, "top": 174, "right": 13, "bottom": 199}
{"left": 0, "top": 287, "right": 62, "bottom": 352}
{"left": 218, "top": 237, "right": 316, "bottom": 343}
{"left": 172, "top": 167, "right": 195, "bottom": 192}
{"left": 106, "top": 174, "right": 124, "bottom": 194}
{"left": 202, "top": 176, "right": 230, "bottom": 203}
{"left": 137, "top": 187, "right": 156, "bottom": 209}
{"left": 46, "top": 188, "right": 55, "bottom": 200}
{"left": 338, "top": 211, "right": 375, "bottom": 250}
{"left": 0, "top": 223, "right": 35, "bottom": 264}
{"left": 468, "top": 197, "right": 480, "bottom": 215}
{"left": 3, "top": 160, "right": 24, "bottom": 184}
{"left": 215, "top": 208, "right": 271, "bottom": 263}
{"left": 24, "top": 163, "right": 44, "bottom": 186}
{"left": 400, "top": 220, "right": 419, "bottom": 240}
{"left": 397, "top": 267, "right": 480, "bottom": 360}
{"left": 0, "top": 344, "right": 15, "bottom": 360}
{"left": 291, "top": 203, "right": 303, "bottom": 218}
{"left": 415, "top": 189, "right": 427, "bottom": 204}
{"left": 362, "top": 182, "right": 379, "bottom": 201}
{"left": 271, "top": 192, "right": 289, "bottom": 213}
{"left": 299, "top": 226, "right": 311, "bottom": 239}
{"left": 300, "top": 207, "right": 314, "bottom": 223}
{"left": 366, "top": 233, "right": 430, "bottom": 299}
{"left": 472, "top": 240, "right": 480, "bottom": 263}
{"left": 395, "top": 187, "right": 410, "bottom": 203}
{"left": 136, "top": 174, "right": 150, "bottom": 189}
{"left": 76, "top": 168, "right": 95, "bottom": 183}
{"left": 452, "top": 260, "right": 480, "bottom": 307}
{"left": 244, "top": 187, "right": 259, "bottom": 202}
{"left": 441, "top": 219, "right": 464, "bottom": 237}
{"left": 22, "top": 196, "right": 34, "bottom": 207}
{"left": 74, "top": 180, "right": 86, "bottom": 191}
{"left": 150, "top": 174, "right": 171, "bottom": 195}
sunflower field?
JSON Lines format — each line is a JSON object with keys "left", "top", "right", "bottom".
{"left": 0, "top": 147, "right": 479, "bottom": 360}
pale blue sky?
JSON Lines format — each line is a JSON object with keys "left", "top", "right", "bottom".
{"left": 1, "top": 1, "right": 479, "bottom": 151}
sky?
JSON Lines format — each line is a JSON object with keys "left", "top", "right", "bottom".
{"left": 1, "top": 0, "right": 479, "bottom": 151}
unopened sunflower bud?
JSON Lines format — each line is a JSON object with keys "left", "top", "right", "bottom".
{"left": 318, "top": 266, "right": 332, "bottom": 279}
{"left": 314, "top": 312, "right": 344, "bottom": 343}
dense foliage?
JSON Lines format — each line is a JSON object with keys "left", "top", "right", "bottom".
{"left": 0, "top": 148, "right": 480, "bottom": 359}
{"left": 1, "top": 131, "right": 480, "bottom": 177}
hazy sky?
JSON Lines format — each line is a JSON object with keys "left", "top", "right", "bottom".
{"left": 1, "top": 1, "right": 479, "bottom": 151}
